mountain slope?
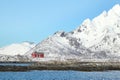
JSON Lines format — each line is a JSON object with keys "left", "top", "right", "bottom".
{"left": 0, "top": 42, "right": 35, "bottom": 56}
{"left": 26, "top": 4, "right": 120, "bottom": 61}
{"left": 0, "top": 42, "right": 35, "bottom": 61}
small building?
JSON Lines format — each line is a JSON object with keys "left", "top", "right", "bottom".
{"left": 32, "top": 52, "right": 44, "bottom": 58}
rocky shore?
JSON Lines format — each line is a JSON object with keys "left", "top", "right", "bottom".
{"left": 0, "top": 61, "right": 120, "bottom": 71}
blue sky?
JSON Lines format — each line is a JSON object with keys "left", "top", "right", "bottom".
{"left": 0, "top": 0, "right": 120, "bottom": 47}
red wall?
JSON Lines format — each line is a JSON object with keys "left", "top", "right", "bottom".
{"left": 32, "top": 52, "right": 44, "bottom": 58}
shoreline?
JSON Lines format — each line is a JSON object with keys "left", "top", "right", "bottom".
{"left": 0, "top": 62, "right": 120, "bottom": 71}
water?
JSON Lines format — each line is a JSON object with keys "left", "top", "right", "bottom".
{"left": 0, "top": 70, "right": 120, "bottom": 80}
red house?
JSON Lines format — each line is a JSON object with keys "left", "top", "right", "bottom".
{"left": 32, "top": 52, "right": 44, "bottom": 58}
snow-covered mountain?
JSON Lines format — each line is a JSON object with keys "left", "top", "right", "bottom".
{"left": 26, "top": 4, "right": 120, "bottom": 62}
{"left": 0, "top": 42, "right": 35, "bottom": 61}
{"left": 1, "top": 4, "right": 119, "bottom": 62}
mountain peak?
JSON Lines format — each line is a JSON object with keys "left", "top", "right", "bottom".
{"left": 0, "top": 42, "right": 35, "bottom": 56}
{"left": 16, "top": 4, "right": 120, "bottom": 61}
{"left": 112, "top": 4, "right": 120, "bottom": 12}
{"left": 108, "top": 4, "right": 120, "bottom": 17}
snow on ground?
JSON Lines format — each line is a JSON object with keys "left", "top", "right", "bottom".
{"left": 0, "top": 42, "right": 35, "bottom": 56}
{"left": 1, "top": 4, "right": 120, "bottom": 62}
{"left": 26, "top": 4, "right": 120, "bottom": 62}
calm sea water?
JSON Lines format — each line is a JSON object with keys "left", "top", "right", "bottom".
{"left": 0, "top": 70, "right": 120, "bottom": 80}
